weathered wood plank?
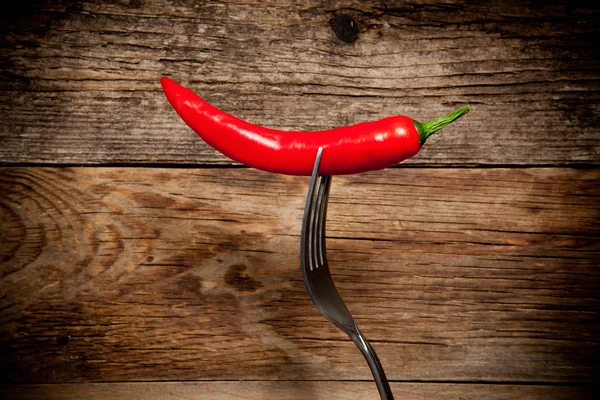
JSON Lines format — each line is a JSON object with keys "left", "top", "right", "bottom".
{"left": 1, "top": 0, "right": 598, "bottom": 165}
{"left": 1, "top": 167, "right": 598, "bottom": 384}
{"left": 0, "top": 381, "right": 596, "bottom": 400}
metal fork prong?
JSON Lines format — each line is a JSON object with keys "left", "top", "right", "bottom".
{"left": 313, "top": 175, "right": 324, "bottom": 269}
{"left": 311, "top": 176, "right": 319, "bottom": 270}
{"left": 313, "top": 175, "right": 325, "bottom": 269}
{"left": 302, "top": 148, "right": 324, "bottom": 272}
{"left": 316, "top": 175, "right": 330, "bottom": 268}
{"left": 310, "top": 178, "right": 322, "bottom": 271}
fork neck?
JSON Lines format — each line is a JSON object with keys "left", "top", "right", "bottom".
{"left": 349, "top": 328, "right": 395, "bottom": 400}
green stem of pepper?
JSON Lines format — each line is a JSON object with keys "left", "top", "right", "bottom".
{"left": 414, "top": 105, "right": 471, "bottom": 145}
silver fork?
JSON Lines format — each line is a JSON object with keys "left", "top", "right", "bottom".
{"left": 300, "top": 148, "right": 394, "bottom": 400}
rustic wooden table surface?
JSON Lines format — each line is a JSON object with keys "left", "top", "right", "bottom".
{"left": 1, "top": 1, "right": 599, "bottom": 399}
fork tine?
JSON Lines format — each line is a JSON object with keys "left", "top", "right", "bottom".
{"left": 302, "top": 148, "right": 327, "bottom": 272}
{"left": 315, "top": 175, "right": 331, "bottom": 268}
{"left": 302, "top": 149, "right": 322, "bottom": 272}
{"left": 311, "top": 174, "right": 326, "bottom": 270}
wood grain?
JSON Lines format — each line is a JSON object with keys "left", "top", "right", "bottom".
{"left": 1, "top": 1, "right": 599, "bottom": 397}
{"left": 1, "top": 167, "right": 598, "bottom": 384}
{"left": 1, "top": 0, "right": 599, "bottom": 166}
{"left": 0, "top": 381, "right": 596, "bottom": 400}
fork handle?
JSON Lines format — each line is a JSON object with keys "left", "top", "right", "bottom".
{"left": 350, "top": 329, "right": 395, "bottom": 400}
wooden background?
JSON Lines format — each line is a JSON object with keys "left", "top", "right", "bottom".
{"left": 1, "top": 1, "right": 599, "bottom": 399}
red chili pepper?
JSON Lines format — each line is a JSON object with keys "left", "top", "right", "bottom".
{"left": 161, "top": 77, "right": 469, "bottom": 176}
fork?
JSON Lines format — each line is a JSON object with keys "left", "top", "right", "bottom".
{"left": 300, "top": 148, "right": 394, "bottom": 400}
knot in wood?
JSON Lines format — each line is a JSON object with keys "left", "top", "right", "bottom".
{"left": 331, "top": 15, "right": 359, "bottom": 43}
